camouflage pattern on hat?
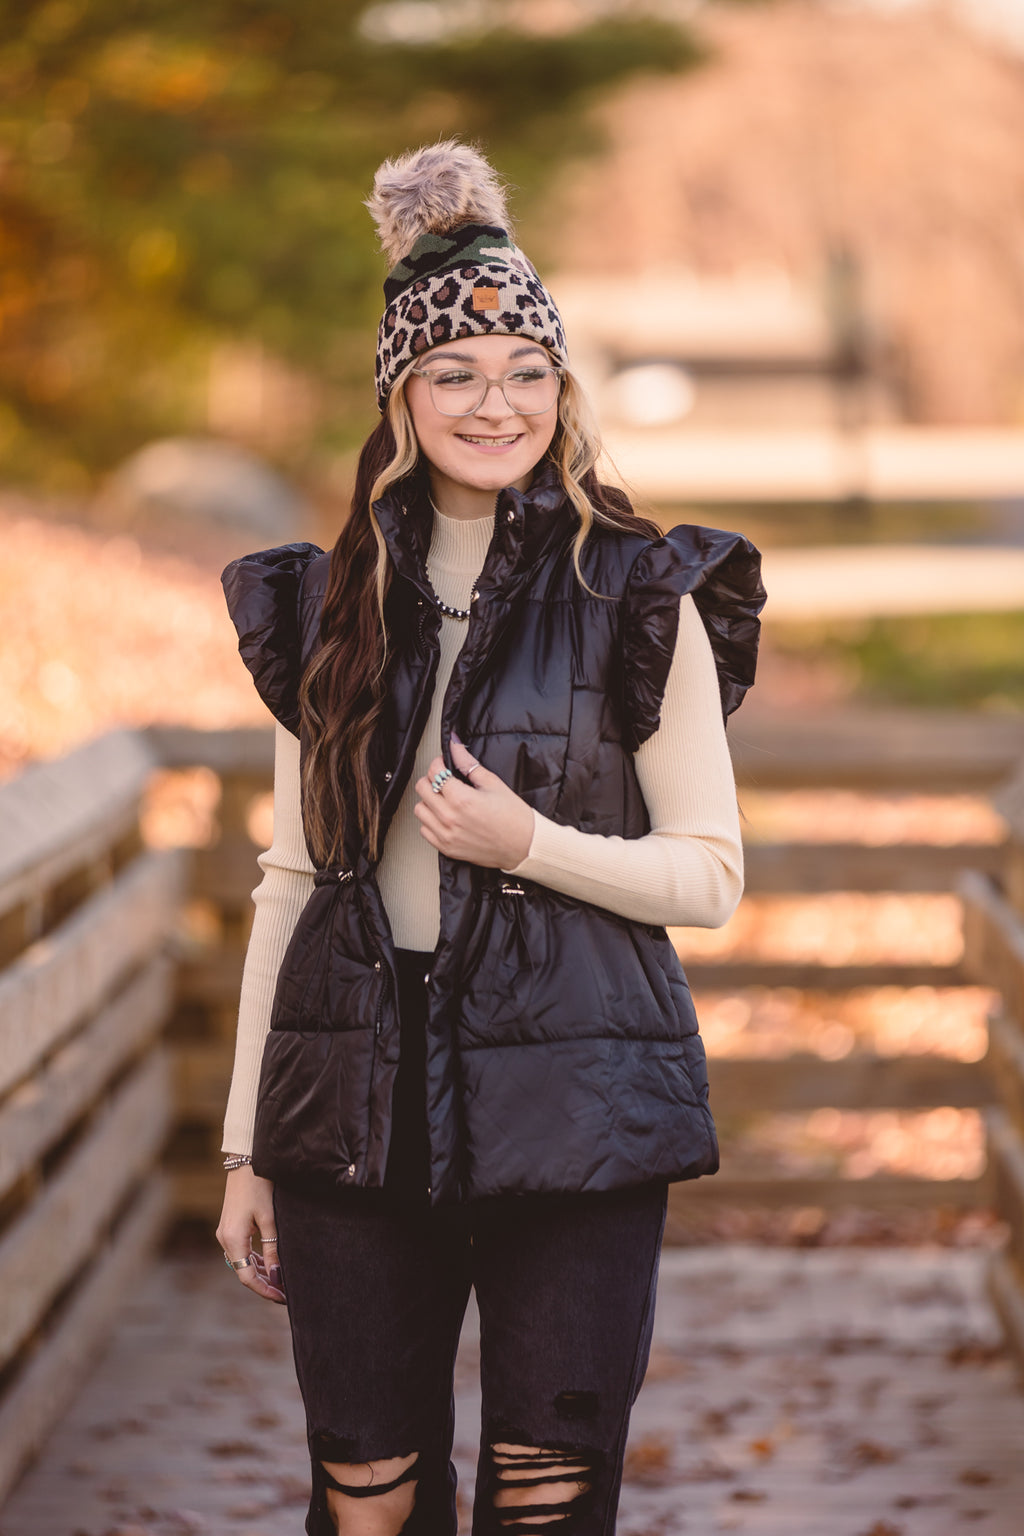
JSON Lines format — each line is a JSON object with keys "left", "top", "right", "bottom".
{"left": 375, "top": 223, "right": 568, "bottom": 411}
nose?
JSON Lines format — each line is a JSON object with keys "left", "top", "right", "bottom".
{"left": 474, "top": 380, "right": 515, "bottom": 422}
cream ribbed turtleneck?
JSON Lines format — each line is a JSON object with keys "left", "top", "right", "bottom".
{"left": 221, "top": 507, "right": 743, "bottom": 1154}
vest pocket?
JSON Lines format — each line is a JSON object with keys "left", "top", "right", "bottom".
{"left": 459, "top": 882, "right": 540, "bottom": 1035}
{"left": 252, "top": 1027, "right": 373, "bottom": 1186}
{"left": 456, "top": 887, "right": 702, "bottom": 1050}
{"left": 268, "top": 885, "right": 381, "bottom": 1036}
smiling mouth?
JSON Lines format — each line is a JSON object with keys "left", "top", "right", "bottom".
{"left": 457, "top": 434, "right": 522, "bottom": 446}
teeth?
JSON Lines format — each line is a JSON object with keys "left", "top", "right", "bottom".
{"left": 459, "top": 435, "right": 519, "bottom": 445}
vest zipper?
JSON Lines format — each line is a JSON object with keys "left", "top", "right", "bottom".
{"left": 373, "top": 958, "right": 386, "bottom": 1037}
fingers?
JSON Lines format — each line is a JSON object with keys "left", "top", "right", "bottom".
{"left": 414, "top": 759, "right": 465, "bottom": 817}
{"left": 416, "top": 746, "right": 490, "bottom": 805}
{"left": 248, "top": 1249, "right": 288, "bottom": 1305}
{"left": 449, "top": 738, "right": 488, "bottom": 782}
{"left": 221, "top": 1243, "right": 287, "bottom": 1306}
{"left": 256, "top": 1214, "right": 286, "bottom": 1302}
{"left": 216, "top": 1202, "right": 286, "bottom": 1306}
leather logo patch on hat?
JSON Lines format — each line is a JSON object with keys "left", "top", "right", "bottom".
{"left": 472, "top": 286, "right": 500, "bottom": 311}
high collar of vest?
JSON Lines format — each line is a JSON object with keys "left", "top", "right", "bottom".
{"left": 373, "top": 457, "right": 573, "bottom": 597}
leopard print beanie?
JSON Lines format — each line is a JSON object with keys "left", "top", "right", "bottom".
{"left": 367, "top": 141, "right": 568, "bottom": 411}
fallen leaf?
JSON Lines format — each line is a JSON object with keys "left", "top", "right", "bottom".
{"left": 207, "top": 1440, "right": 261, "bottom": 1459}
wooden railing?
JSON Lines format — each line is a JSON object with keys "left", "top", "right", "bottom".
{"left": 2, "top": 707, "right": 1024, "bottom": 1501}
{"left": 961, "top": 756, "right": 1024, "bottom": 1362}
{"left": 147, "top": 711, "right": 1024, "bottom": 1226}
{"left": 668, "top": 708, "right": 1024, "bottom": 1226}
{"left": 144, "top": 725, "right": 277, "bottom": 1221}
{"left": 0, "top": 731, "right": 184, "bottom": 1503}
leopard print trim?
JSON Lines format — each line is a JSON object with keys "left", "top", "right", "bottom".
{"left": 375, "top": 224, "right": 568, "bottom": 409}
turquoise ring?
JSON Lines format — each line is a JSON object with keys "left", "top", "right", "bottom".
{"left": 431, "top": 768, "right": 453, "bottom": 795}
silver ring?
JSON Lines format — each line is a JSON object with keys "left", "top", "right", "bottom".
{"left": 431, "top": 768, "right": 453, "bottom": 794}
{"left": 224, "top": 1253, "right": 252, "bottom": 1271}
{"left": 466, "top": 761, "right": 482, "bottom": 777}
{"left": 262, "top": 1236, "right": 279, "bottom": 1247}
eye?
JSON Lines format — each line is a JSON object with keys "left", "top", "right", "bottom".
{"left": 506, "top": 367, "right": 550, "bottom": 385}
{"left": 429, "top": 369, "right": 477, "bottom": 388}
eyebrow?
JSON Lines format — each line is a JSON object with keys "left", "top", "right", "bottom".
{"left": 421, "top": 344, "right": 549, "bottom": 365}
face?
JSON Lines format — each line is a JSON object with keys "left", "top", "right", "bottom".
{"left": 404, "top": 333, "right": 559, "bottom": 506}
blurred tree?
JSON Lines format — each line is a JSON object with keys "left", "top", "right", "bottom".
{"left": 0, "top": 0, "right": 702, "bottom": 492}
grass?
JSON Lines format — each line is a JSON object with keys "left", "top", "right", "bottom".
{"left": 767, "top": 610, "right": 1024, "bottom": 710}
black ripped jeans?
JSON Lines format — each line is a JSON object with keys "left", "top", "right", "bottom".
{"left": 273, "top": 950, "right": 668, "bottom": 1536}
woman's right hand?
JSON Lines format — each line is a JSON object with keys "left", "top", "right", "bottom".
{"left": 215, "top": 1164, "right": 286, "bottom": 1305}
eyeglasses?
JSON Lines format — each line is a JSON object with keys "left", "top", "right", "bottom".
{"left": 409, "top": 363, "right": 562, "bottom": 417}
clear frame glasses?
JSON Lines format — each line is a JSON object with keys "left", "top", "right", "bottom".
{"left": 409, "top": 363, "right": 562, "bottom": 417}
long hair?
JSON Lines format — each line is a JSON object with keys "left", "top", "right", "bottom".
{"left": 298, "top": 362, "right": 661, "bottom": 867}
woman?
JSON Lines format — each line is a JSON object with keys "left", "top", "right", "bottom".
{"left": 216, "top": 141, "right": 764, "bottom": 1536}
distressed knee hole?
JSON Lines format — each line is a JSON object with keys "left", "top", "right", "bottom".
{"left": 490, "top": 1442, "right": 595, "bottom": 1531}
{"left": 321, "top": 1452, "right": 418, "bottom": 1532}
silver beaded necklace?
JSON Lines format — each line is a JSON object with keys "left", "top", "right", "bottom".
{"left": 427, "top": 499, "right": 478, "bottom": 622}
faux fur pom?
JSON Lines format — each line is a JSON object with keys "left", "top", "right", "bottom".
{"left": 366, "top": 140, "right": 511, "bottom": 267}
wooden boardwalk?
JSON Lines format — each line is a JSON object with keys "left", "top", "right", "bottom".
{"left": 1, "top": 1243, "right": 1021, "bottom": 1536}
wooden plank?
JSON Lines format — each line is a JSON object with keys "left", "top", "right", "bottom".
{"left": 0, "top": 730, "right": 157, "bottom": 922}
{"left": 171, "top": 1166, "right": 226, "bottom": 1220}
{"left": 683, "top": 960, "right": 965, "bottom": 990}
{"left": 987, "top": 1013, "right": 1024, "bottom": 1131}
{"left": 743, "top": 840, "right": 1004, "bottom": 894}
{"left": 176, "top": 1165, "right": 988, "bottom": 1227}
{"left": 988, "top": 1249, "right": 1024, "bottom": 1369}
{"left": 0, "top": 847, "right": 185, "bottom": 1097}
{"left": 182, "top": 1046, "right": 997, "bottom": 1133}
{"left": 730, "top": 708, "right": 1024, "bottom": 792}
{"left": 670, "top": 1172, "right": 986, "bottom": 1212}
{"left": 992, "top": 758, "right": 1024, "bottom": 845}
{"left": 986, "top": 1106, "right": 1024, "bottom": 1271}
{"left": 960, "top": 869, "right": 1024, "bottom": 1024}
{"left": 0, "top": 1175, "right": 169, "bottom": 1507}
{"left": 150, "top": 715, "right": 1024, "bottom": 796}
{"left": 144, "top": 723, "right": 275, "bottom": 776}
{"left": 0, "top": 1051, "right": 171, "bottom": 1372}
{"left": 173, "top": 949, "right": 245, "bottom": 1007}
{"left": 708, "top": 1052, "right": 994, "bottom": 1113}
{"left": 171, "top": 1039, "right": 235, "bottom": 1122}
{"left": 0, "top": 954, "right": 174, "bottom": 1202}
{"left": 192, "top": 842, "right": 273, "bottom": 908}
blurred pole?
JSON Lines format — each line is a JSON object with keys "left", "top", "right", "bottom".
{"left": 824, "top": 241, "right": 872, "bottom": 510}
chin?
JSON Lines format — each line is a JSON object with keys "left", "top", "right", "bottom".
{"left": 445, "top": 459, "right": 537, "bottom": 493}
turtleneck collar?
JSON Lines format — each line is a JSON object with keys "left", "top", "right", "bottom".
{"left": 373, "top": 456, "right": 574, "bottom": 597}
{"left": 428, "top": 504, "right": 494, "bottom": 573}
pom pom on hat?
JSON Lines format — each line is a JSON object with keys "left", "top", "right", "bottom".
{"left": 368, "top": 139, "right": 568, "bottom": 410}
{"left": 366, "top": 139, "right": 512, "bottom": 268}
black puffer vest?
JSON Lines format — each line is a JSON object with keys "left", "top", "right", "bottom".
{"left": 222, "top": 464, "right": 764, "bottom": 1203}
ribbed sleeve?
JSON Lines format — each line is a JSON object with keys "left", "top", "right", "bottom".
{"left": 221, "top": 725, "right": 315, "bottom": 1154}
{"left": 506, "top": 593, "right": 743, "bottom": 926}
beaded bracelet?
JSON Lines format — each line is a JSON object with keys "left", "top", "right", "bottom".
{"left": 222, "top": 1153, "right": 253, "bottom": 1171}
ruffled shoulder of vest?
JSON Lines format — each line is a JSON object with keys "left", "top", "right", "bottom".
{"left": 221, "top": 542, "right": 327, "bottom": 735}
{"left": 622, "top": 524, "right": 765, "bottom": 747}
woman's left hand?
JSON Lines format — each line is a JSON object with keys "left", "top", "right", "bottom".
{"left": 414, "top": 737, "right": 533, "bottom": 869}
